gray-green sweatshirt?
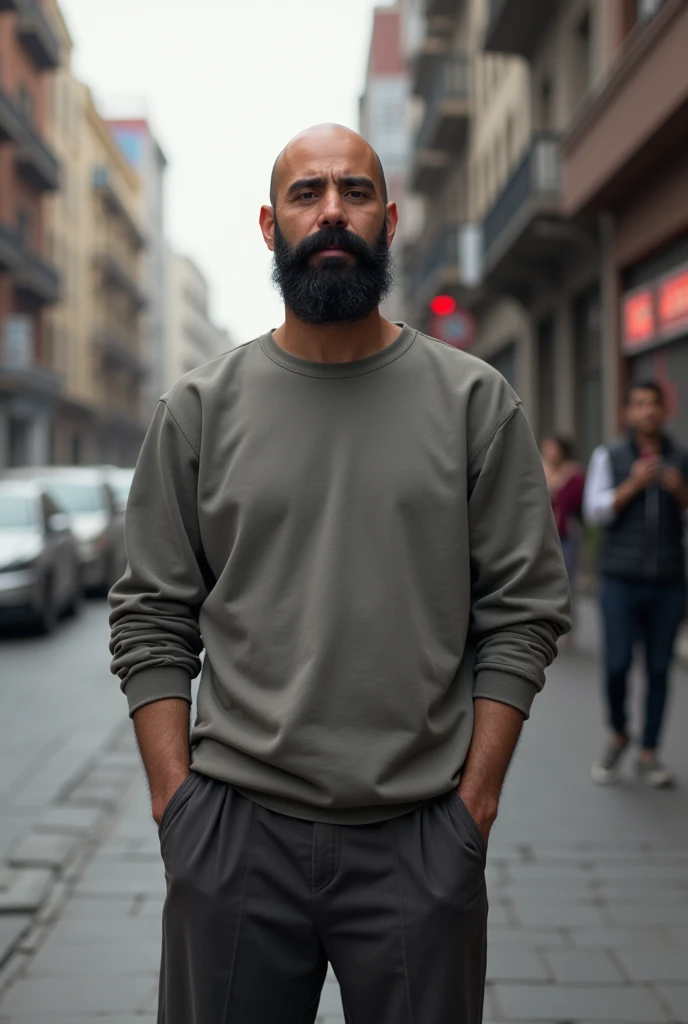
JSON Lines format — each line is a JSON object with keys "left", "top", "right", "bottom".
{"left": 109, "top": 324, "right": 570, "bottom": 824}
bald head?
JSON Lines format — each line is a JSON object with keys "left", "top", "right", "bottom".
{"left": 269, "top": 123, "right": 388, "bottom": 209}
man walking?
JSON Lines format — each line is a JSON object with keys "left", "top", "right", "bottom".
{"left": 110, "top": 124, "right": 569, "bottom": 1024}
{"left": 585, "top": 381, "right": 688, "bottom": 788}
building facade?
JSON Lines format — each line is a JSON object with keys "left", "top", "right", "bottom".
{"left": 359, "top": 4, "right": 412, "bottom": 322}
{"left": 0, "top": 0, "right": 61, "bottom": 468}
{"left": 107, "top": 118, "right": 167, "bottom": 420}
{"left": 165, "top": 247, "right": 231, "bottom": 391}
{"left": 43, "top": 5, "right": 147, "bottom": 469}
{"left": 405, "top": 0, "right": 688, "bottom": 456}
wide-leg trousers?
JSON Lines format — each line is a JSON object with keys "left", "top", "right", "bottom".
{"left": 157, "top": 772, "right": 488, "bottom": 1023}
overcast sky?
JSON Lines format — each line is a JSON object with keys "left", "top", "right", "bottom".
{"left": 59, "top": 0, "right": 391, "bottom": 343}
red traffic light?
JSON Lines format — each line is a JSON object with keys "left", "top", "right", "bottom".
{"left": 430, "top": 295, "right": 457, "bottom": 316}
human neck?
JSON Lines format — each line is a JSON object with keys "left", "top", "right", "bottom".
{"left": 633, "top": 429, "right": 662, "bottom": 450}
{"left": 272, "top": 309, "right": 401, "bottom": 364}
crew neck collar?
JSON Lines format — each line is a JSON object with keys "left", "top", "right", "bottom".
{"left": 258, "top": 323, "right": 417, "bottom": 379}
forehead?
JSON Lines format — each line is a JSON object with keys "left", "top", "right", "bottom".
{"left": 275, "top": 133, "right": 380, "bottom": 195}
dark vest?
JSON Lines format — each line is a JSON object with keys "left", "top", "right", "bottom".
{"left": 599, "top": 433, "right": 687, "bottom": 582}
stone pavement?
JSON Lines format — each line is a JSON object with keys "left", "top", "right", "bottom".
{"left": 1, "top": 599, "right": 688, "bottom": 1021}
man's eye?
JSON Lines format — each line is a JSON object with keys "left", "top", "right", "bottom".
{"left": 298, "top": 191, "right": 316, "bottom": 200}
{"left": 347, "top": 190, "right": 365, "bottom": 199}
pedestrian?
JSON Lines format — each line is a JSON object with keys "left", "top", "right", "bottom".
{"left": 109, "top": 123, "right": 570, "bottom": 1024}
{"left": 585, "top": 381, "right": 688, "bottom": 788}
{"left": 540, "top": 435, "right": 586, "bottom": 586}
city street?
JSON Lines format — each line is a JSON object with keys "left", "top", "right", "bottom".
{"left": 0, "top": 602, "right": 687, "bottom": 1022}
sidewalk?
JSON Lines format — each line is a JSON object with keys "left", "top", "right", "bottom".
{"left": 1, "top": 602, "right": 688, "bottom": 1022}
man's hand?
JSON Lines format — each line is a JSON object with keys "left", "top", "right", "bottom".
{"left": 661, "top": 466, "right": 688, "bottom": 508}
{"left": 457, "top": 699, "right": 525, "bottom": 849}
{"left": 630, "top": 456, "right": 661, "bottom": 490}
{"left": 132, "top": 699, "right": 191, "bottom": 827}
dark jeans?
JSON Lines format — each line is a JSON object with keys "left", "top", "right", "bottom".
{"left": 157, "top": 773, "right": 488, "bottom": 1024}
{"left": 600, "top": 577, "right": 686, "bottom": 750}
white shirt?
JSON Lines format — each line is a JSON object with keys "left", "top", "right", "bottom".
{"left": 583, "top": 446, "right": 617, "bottom": 526}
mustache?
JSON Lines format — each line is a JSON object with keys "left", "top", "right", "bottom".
{"left": 281, "top": 226, "right": 381, "bottom": 265}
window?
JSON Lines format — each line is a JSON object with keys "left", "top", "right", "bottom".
{"left": 573, "top": 288, "right": 603, "bottom": 462}
{"left": 17, "top": 84, "right": 34, "bottom": 123}
{"left": 16, "top": 209, "right": 31, "bottom": 248}
{"left": 539, "top": 77, "right": 553, "bottom": 131}
{"left": 573, "top": 10, "right": 594, "bottom": 100}
{"left": 537, "top": 317, "right": 555, "bottom": 440}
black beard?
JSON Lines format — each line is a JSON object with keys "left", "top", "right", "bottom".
{"left": 271, "top": 219, "right": 394, "bottom": 325}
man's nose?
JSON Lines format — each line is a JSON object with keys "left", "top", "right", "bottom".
{"left": 317, "top": 189, "right": 348, "bottom": 229}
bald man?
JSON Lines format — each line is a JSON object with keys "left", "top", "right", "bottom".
{"left": 110, "top": 124, "right": 570, "bottom": 1024}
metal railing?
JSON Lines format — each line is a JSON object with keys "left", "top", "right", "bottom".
{"left": 416, "top": 54, "right": 470, "bottom": 152}
{"left": 0, "top": 222, "right": 59, "bottom": 300}
{"left": 410, "top": 224, "right": 461, "bottom": 298}
{"left": 0, "top": 85, "right": 23, "bottom": 142}
{"left": 16, "top": 114, "right": 60, "bottom": 188}
{"left": 16, "top": 0, "right": 61, "bottom": 69}
{"left": 483, "top": 133, "right": 561, "bottom": 257}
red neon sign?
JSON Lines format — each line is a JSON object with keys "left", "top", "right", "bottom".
{"left": 430, "top": 295, "right": 457, "bottom": 316}
{"left": 658, "top": 269, "right": 688, "bottom": 338}
{"left": 622, "top": 289, "right": 655, "bottom": 351}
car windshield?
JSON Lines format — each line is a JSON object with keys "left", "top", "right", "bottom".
{"left": 0, "top": 495, "right": 38, "bottom": 529}
{"left": 111, "top": 477, "right": 133, "bottom": 503}
{"left": 44, "top": 481, "right": 106, "bottom": 514}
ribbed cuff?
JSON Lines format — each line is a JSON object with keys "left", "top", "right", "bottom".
{"left": 124, "top": 667, "right": 193, "bottom": 717}
{"left": 473, "top": 669, "right": 539, "bottom": 719}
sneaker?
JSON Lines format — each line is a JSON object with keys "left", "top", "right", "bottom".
{"left": 591, "top": 737, "right": 629, "bottom": 784}
{"left": 636, "top": 756, "right": 674, "bottom": 789}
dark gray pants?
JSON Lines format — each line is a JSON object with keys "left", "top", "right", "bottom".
{"left": 157, "top": 772, "right": 488, "bottom": 1023}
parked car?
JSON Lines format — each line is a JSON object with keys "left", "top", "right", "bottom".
{"left": 0, "top": 480, "right": 82, "bottom": 633}
{"left": 105, "top": 467, "right": 135, "bottom": 513}
{"left": 2, "top": 467, "right": 126, "bottom": 594}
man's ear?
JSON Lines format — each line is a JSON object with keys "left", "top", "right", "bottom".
{"left": 259, "top": 205, "right": 276, "bottom": 252}
{"left": 385, "top": 201, "right": 399, "bottom": 248}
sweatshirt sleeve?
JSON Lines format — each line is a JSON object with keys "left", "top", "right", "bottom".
{"left": 109, "top": 399, "right": 211, "bottom": 717}
{"left": 468, "top": 403, "right": 571, "bottom": 718}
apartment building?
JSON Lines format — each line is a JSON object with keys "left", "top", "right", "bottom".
{"left": 406, "top": 0, "right": 688, "bottom": 456}
{"left": 107, "top": 118, "right": 168, "bottom": 419}
{"left": 43, "top": 3, "right": 146, "bottom": 467}
{"left": 0, "top": 0, "right": 61, "bottom": 468}
{"left": 165, "top": 247, "right": 232, "bottom": 390}
{"left": 359, "top": 4, "right": 412, "bottom": 321}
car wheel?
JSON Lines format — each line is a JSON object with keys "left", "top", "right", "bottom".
{"left": 35, "top": 574, "right": 58, "bottom": 635}
{"left": 65, "top": 561, "right": 83, "bottom": 618}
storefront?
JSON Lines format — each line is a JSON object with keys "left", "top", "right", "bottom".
{"left": 621, "top": 237, "right": 688, "bottom": 446}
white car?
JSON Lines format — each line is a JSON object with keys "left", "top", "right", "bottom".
{"left": 0, "top": 480, "right": 82, "bottom": 633}
{"left": 3, "top": 468, "right": 126, "bottom": 594}
{"left": 106, "top": 467, "right": 135, "bottom": 513}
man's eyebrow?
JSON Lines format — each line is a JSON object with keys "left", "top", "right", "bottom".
{"left": 338, "top": 175, "right": 377, "bottom": 192}
{"left": 285, "top": 175, "right": 378, "bottom": 197}
{"left": 286, "top": 176, "right": 327, "bottom": 197}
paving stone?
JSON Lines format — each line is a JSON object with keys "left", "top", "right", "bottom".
{"left": 73, "top": 861, "right": 165, "bottom": 897}
{"left": 43, "top": 916, "right": 161, "bottom": 944}
{"left": 1, "top": 973, "right": 157, "bottom": 1015}
{"left": 545, "top": 949, "right": 625, "bottom": 984}
{"left": 606, "top": 901, "right": 688, "bottom": 925}
{"left": 493, "top": 983, "right": 669, "bottom": 1022}
{"left": 506, "top": 863, "right": 593, "bottom": 881}
{"left": 7, "top": 833, "right": 79, "bottom": 871}
{"left": 657, "top": 985, "right": 688, "bottom": 1022}
{"left": 60, "top": 896, "right": 139, "bottom": 919}
{"left": 595, "top": 864, "right": 688, "bottom": 882}
{"left": 614, "top": 949, "right": 688, "bottom": 982}
{"left": 666, "top": 925, "right": 688, "bottom": 948}
{"left": 0, "top": 918, "right": 31, "bottom": 965}
{"left": 317, "top": 982, "right": 345, "bottom": 1016}
{"left": 0, "top": 869, "right": 53, "bottom": 913}
{"left": 487, "top": 926, "right": 570, "bottom": 949}
{"left": 28, "top": 938, "right": 160, "bottom": 976}
{"left": 510, "top": 899, "right": 607, "bottom": 929}
{"left": 35, "top": 805, "right": 103, "bottom": 836}
{"left": 570, "top": 926, "right": 673, "bottom": 950}
{"left": 487, "top": 944, "right": 550, "bottom": 982}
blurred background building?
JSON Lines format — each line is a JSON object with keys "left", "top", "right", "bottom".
{"left": 401, "top": 0, "right": 688, "bottom": 457}
{"left": 165, "top": 247, "right": 232, "bottom": 390}
{"left": 0, "top": 0, "right": 231, "bottom": 471}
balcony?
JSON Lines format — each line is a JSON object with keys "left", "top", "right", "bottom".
{"left": 0, "top": 360, "right": 61, "bottom": 398}
{"left": 16, "top": 0, "right": 61, "bottom": 69}
{"left": 0, "top": 222, "right": 61, "bottom": 304}
{"left": 482, "top": 133, "right": 568, "bottom": 288}
{"left": 95, "top": 252, "right": 146, "bottom": 309}
{"left": 15, "top": 117, "right": 60, "bottom": 191}
{"left": 14, "top": 246, "right": 61, "bottom": 305}
{"left": 484, "top": 0, "right": 558, "bottom": 59}
{"left": 93, "top": 326, "right": 146, "bottom": 378}
{"left": 92, "top": 168, "right": 146, "bottom": 250}
{"left": 0, "top": 86, "right": 23, "bottom": 144}
{"left": 416, "top": 54, "right": 471, "bottom": 153}
{"left": 424, "top": 0, "right": 460, "bottom": 16}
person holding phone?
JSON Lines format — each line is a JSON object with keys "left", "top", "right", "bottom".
{"left": 584, "top": 381, "right": 688, "bottom": 787}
